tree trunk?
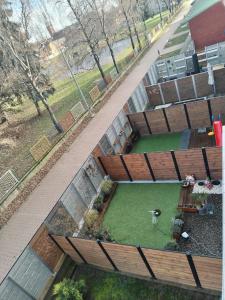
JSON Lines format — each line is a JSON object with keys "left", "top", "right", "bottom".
{"left": 106, "top": 38, "right": 119, "bottom": 74}
{"left": 121, "top": 2, "right": 136, "bottom": 52}
{"left": 156, "top": 0, "right": 163, "bottom": 23}
{"left": 93, "top": 53, "right": 107, "bottom": 85}
{"left": 41, "top": 98, "right": 63, "bottom": 133}
{"left": 132, "top": 19, "right": 142, "bottom": 51}
{"left": 34, "top": 101, "right": 41, "bottom": 116}
{"left": 66, "top": 0, "right": 107, "bottom": 85}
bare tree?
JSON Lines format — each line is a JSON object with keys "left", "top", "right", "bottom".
{"left": 128, "top": 0, "right": 142, "bottom": 52}
{"left": 0, "top": 0, "right": 63, "bottom": 132}
{"left": 87, "top": 0, "right": 120, "bottom": 74}
{"left": 59, "top": 0, "right": 107, "bottom": 85}
{"left": 119, "top": 0, "right": 136, "bottom": 53}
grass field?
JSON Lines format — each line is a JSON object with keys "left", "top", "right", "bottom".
{"left": 103, "top": 183, "right": 180, "bottom": 249}
{"left": 165, "top": 32, "right": 189, "bottom": 48}
{"left": 131, "top": 133, "right": 182, "bottom": 153}
{"left": 145, "top": 11, "right": 169, "bottom": 31}
{"left": 73, "top": 265, "right": 218, "bottom": 300}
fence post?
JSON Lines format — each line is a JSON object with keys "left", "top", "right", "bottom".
{"left": 144, "top": 153, "right": 156, "bottom": 181}
{"left": 201, "top": 147, "right": 211, "bottom": 180}
{"left": 186, "top": 252, "right": 202, "bottom": 288}
{"left": 183, "top": 103, "right": 191, "bottom": 129}
{"left": 162, "top": 108, "right": 171, "bottom": 132}
{"left": 97, "top": 240, "right": 118, "bottom": 271}
{"left": 98, "top": 156, "right": 108, "bottom": 176}
{"left": 120, "top": 154, "right": 133, "bottom": 182}
{"left": 66, "top": 236, "right": 88, "bottom": 264}
{"left": 48, "top": 234, "right": 66, "bottom": 254}
{"left": 143, "top": 112, "right": 152, "bottom": 134}
{"left": 137, "top": 246, "right": 156, "bottom": 279}
{"left": 171, "top": 150, "right": 182, "bottom": 181}
{"left": 127, "top": 114, "right": 135, "bottom": 132}
{"left": 207, "top": 99, "right": 213, "bottom": 126}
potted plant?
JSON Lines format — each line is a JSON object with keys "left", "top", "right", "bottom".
{"left": 192, "top": 193, "right": 208, "bottom": 209}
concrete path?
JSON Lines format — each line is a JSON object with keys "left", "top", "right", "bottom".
{"left": 0, "top": 1, "right": 192, "bottom": 285}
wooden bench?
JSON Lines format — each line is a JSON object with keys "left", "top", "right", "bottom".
{"left": 177, "top": 185, "right": 197, "bottom": 213}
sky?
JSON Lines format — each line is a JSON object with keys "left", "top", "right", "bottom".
{"left": 12, "top": 0, "right": 73, "bottom": 39}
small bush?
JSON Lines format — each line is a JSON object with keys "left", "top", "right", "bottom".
{"left": 164, "top": 241, "right": 180, "bottom": 251}
{"left": 93, "top": 194, "right": 104, "bottom": 212}
{"left": 101, "top": 179, "right": 113, "bottom": 195}
{"left": 94, "top": 227, "right": 113, "bottom": 242}
{"left": 84, "top": 209, "right": 99, "bottom": 229}
{"left": 53, "top": 278, "right": 86, "bottom": 300}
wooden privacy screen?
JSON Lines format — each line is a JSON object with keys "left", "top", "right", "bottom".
{"left": 128, "top": 96, "right": 225, "bottom": 136}
{"left": 50, "top": 235, "right": 222, "bottom": 291}
{"left": 98, "top": 147, "right": 222, "bottom": 181}
{"left": 145, "top": 68, "right": 225, "bottom": 106}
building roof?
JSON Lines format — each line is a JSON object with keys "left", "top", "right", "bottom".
{"left": 185, "top": 0, "right": 220, "bottom": 22}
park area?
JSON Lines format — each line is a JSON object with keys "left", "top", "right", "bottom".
{"left": 0, "top": 11, "right": 170, "bottom": 182}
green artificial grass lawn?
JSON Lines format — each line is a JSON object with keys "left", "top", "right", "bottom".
{"left": 74, "top": 265, "right": 216, "bottom": 300}
{"left": 103, "top": 183, "right": 180, "bottom": 249}
{"left": 131, "top": 133, "right": 182, "bottom": 153}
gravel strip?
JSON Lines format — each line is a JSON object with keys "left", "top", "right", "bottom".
{"left": 178, "top": 195, "right": 222, "bottom": 257}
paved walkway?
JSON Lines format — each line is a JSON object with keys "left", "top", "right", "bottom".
{"left": 0, "top": 1, "right": 192, "bottom": 285}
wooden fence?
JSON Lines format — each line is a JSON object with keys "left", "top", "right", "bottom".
{"left": 145, "top": 68, "right": 225, "bottom": 106}
{"left": 97, "top": 147, "right": 222, "bottom": 181}
{"left": 50, "top": 235, "right": 222, "bottom": 291}
{"left": 128, "top": 96, "right": 225, "bottom": 135}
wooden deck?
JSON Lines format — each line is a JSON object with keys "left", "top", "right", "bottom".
{"left": 188, "top": 129, "right": 215, "bottom": 148}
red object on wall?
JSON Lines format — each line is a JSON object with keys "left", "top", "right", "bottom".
{"left": 189, "top": 2, "right": 225, "bottom": 50}
{"left": 213, "top": 121, "right": 222, "bottom": 147}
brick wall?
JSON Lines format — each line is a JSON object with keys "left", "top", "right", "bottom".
{"left": 189, "top": 2, "right": 225, "bottom": 50}
{"left": 31, "top": 225, "right": 63, "bottom": 271}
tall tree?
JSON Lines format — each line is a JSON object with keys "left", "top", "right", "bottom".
{"left": 119, "top": 0, "right": 136, "bottom": 53}
{"left": 0, "top": 0, "right": 63, "bottom": 132}
{"left": 62, "top": 0, "right": 107, "bottom": 85}
{"left": 88, "top": 0, "right": 120, "bottom": 74}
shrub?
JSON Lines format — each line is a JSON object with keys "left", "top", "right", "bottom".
{"left": 164, "top": 241, "right": 180, "bottom": 251}
{"left": 93, "top": 194, "right": 104, "bottom": 212}
{"left": 53, "top": 278, "right": 86, "bottom": 300}
{"left": 94, "top": 227, "right": 113, "bottom": 242}
{"left": 84, "top": 209, "right": 99, "bottom": 229}
{"left": 101, "top": 179, "right": 113, "bottom": 195}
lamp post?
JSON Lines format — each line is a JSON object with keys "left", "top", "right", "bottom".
{"left": 59, "top": 46, "right": 93, "bottom": 114}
